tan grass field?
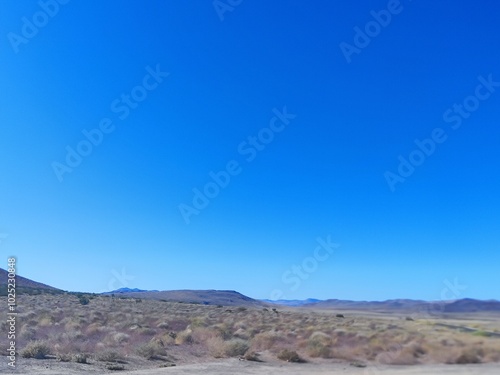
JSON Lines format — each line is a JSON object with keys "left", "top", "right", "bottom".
{"left": 2, "top": 294, "right": 500, "bottom": 374}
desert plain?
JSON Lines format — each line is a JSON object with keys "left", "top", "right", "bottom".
{"left": 1, "top": 293, "right": 500, "bottom": 374}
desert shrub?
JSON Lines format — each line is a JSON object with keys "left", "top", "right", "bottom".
{"left": 307, "top": 332, "right": 332, "bottom": 358}
{"left": 190, "top": 317, "right": 206, "bottom": 328}
{"left": 136, "top": 341, "right": 165, "bottom": 360}
{"left": 106, "top": 363, "right": 125, "bottom": 370}
{"left": 56, "top": 353, "right": 72, "bottom": 362}
{"left": 155, "top": 333, "right": 176, "bottom": 346}
{"left": 78, "top": 295, "right": 90, "bottom": 305}
{"left": 277, "top": 349, "right": 303, "bottom": 362}
{"left": 382, "top": 345, "right": 421, "bottom": 365}
{"left": 251, "top": 332, "right": 284, "bottom": 350}
{"left": 21, "top": 341, "right": 51, "bottom": 359}
{"left": 74, "top": 353, "right": 90, "bottom": 363}
{"left": 454, "top": 348, "right": 483, "bottom": 364}
{"left": 192, "top": 327, "right": 219, "bottom": 343}
{"left": 213, "top": 323, "right": 233, "bottom": 340}
{"left": 223, "top": 338, "right": 250, "bottom": 357}
{"left": 243, "top": 351, "right": 262, "bottom": 362}
{"left": 233, "top": 328, "right": 249, "bottom": 340}
{"left": 112, "top": 332, "right": 130, "bottom": 344}
{"left": 207, "top": 337, "right": 249, "bottom": 358}
{"left": 175, "top": 329, "right": 193, "bottom": 345}
{"left": 96, "top": 350, "right": 123, "bottom": 362}
{"left": 206, "top": 337, "right": 226, "bottom": 358}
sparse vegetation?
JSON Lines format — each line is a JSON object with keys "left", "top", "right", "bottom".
{"left": 6, "top": 293, "right": 500, "bottom": 372}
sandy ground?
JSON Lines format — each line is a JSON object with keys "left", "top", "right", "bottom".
{"left": 5, "top": 358, "right": 500, "bottom": 375}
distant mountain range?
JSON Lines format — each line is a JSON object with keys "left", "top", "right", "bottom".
{"left": 261, "top": 298, "right": 322, "bottom": 306}
{"left": 2, "top": 269, "right": 499, "bottom": 313}
{"left": 103, "top": 287, "right": 153, "bottom": 293}
{"left": 263, "top": 298, "right": 500, "bottom": 314}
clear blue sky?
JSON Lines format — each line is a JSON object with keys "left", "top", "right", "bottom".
{"left": 1, "top": 0, "right": 499, "bottom": 301}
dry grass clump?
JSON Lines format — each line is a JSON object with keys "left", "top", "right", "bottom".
{"left": 21, "top": 340, "right": 51, "bottom": 359}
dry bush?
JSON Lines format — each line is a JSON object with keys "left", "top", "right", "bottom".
{"left": 112, "top": 332, "right": 130, "bottom": 344}
{"left": 106, "top": 363, "right": 125, "bottom": 370}
{"left": 223, "top": 338, "right": 250, "bottom": 357}
{"left": 233, "top": 328, "right": 249, "bottom": 340}
{"left": 206, "top": 337, "right": 226, "bottom": 358}
{"left": 96, "top": 350, "right": 123, "bottom": 362}
{"left": 175, "top": 329, "right": 193, "bottom": 345}
{"left": 74, "top": 353, "right": 90, "bottom": 364}
{"left": 243, "top": 351, "right": 262, "bottom": 362}
{"left": 21, "top": 341, "right": 51, "bottom": 359}
{"left": 251, "top": 331, "right": 285, "bottom": 351}
{"left": 307, "top": 331, "right": 332, "bottom": 358}
{"left": 191, "top": 327, "right": 220, "bottom": 343}
{"left": 277, "top": 349, "right": 303, "bottom": 363}
{"left": 445, "top": 347, "right": 484, "bottom": 364}
{"left": 206, "top": 337, "right": 249, "bottom": 358}
{"left": 56, "top": 353, "right": 72, "bottom": 362}
{"left": 213, "top": 323, "right": 233, "bottom": 340}
{"left": 136, "top": 341, "right": 166, "bottom": 360}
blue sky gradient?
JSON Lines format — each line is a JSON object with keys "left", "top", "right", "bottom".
{"left": 1, "top": 0, "right": 499, "bottom": 301}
